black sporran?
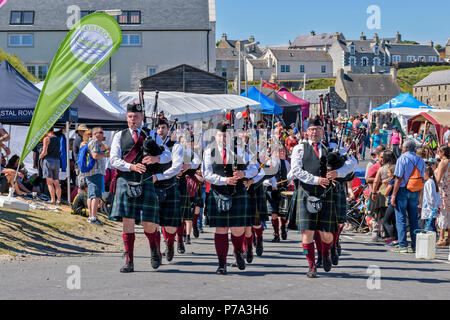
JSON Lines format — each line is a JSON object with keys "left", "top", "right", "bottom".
{"left": 213, "top": 190, "right": 233, "bottom": 213}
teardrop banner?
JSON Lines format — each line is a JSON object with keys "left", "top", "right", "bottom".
{"left": 20, "top": 13, "right": 122, "bottom": 163}
{"left": 0, "top": 0, "right": 8, "bottom": 9}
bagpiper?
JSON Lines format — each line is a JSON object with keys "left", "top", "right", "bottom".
{"left": 109, "top": 103, "right": 172, "bottom": 273}
{"left": 203, "top": 122, "right": 258, "bottom": 275}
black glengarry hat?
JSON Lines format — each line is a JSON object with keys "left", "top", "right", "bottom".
{"left": 127, "top": 102, "right": 143, "bottom": 113}
{"left": 308, "top": 116, "right": 323, "bottom": 127}
{"left": 216, "top": 122, "right": 231, "bottom": 132}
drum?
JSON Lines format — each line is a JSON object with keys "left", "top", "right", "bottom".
{"left": 280, "top": 191, "right": 294, "bottom": 216}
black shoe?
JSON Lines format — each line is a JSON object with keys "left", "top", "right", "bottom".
{"left": 316, "top": 254, "right": 323, "bottom": 268}
{"left": 255, "top": 239, "right": 264, "bottom": 256}
{"left": 234, "top": 250, "right": 246, "bottom": 270}
{"left": 120, "top": 262, "right": 134, "bottom": 273}
{"left": 186, "top": 235, "right": 191, "bottom": 244}
{"left": 337, "top": 242, "right": 342, "bottom": 256}
{"left": 193, "top": 225, "right": 199, "bottom": 238}
{"left": 307, "top": 263, "right": 317, "bottom": 278}
{"left": 323, "top": 253, "right": 332, "bottom": 272}
{"left": 271, "top": 235, "right": 280, "bottom": 243}
{"left": 246, "top": 247, "right": 254, "bottom": 263}
{"left": 166, "top": 244, "right": 174, "bottom": 262}
{"left": 177, "top": 240, "right": 185, "bottom": 254}
{"left": 331, "top": 245, "right": 339, "bottom": 266}
{"left": 216, "top": 265, "right": 227, "bottom": 275}
{"left": 150, "top": 245, "right": 162, "bottom": 269}
{"left": 281, "top": 228, "right": 287, "bottom": 240}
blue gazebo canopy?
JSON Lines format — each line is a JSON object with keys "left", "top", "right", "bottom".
{"left": 373, "top": 93, "right": 434, "bottom": 111}
{"left": 241, "top": 86, "right": 283, "bottom": 115}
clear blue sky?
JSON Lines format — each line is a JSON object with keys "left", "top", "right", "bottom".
{"left": 215, "top": 0, "right": 450, "bottom": 47}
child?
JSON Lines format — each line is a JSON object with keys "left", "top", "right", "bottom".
{"left": 420, "top": 166, "right": 440, "bottom": 232}
{"left": 71, "top": 182, "right": 88, "bottom": 217}
{"left": 383, "top": 165, "right": 398, "bottom": 246}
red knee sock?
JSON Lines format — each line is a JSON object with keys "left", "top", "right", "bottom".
{"left": 252, "top": 226, "right": 264, "bottom": 242}
{"left": 144, "top": 230, "right": 161, "bottom": 252}
{"left": 332, "top": 232, "right": 339, "bottom": 247}
{"left": 177, "top": 223, "right": 185, "bottom": 242}
{"left": 322, "top": 241, "right": 331, "bottom": 256}
{"left": 315, "top": 230, "right": 323, "bottom": 256}
{"left": 122, "top": 233, "right": 135, "bottom": 263}
{"left": 161, "top": 227, "right": 169, "bottom": 242}
{"left": 214, "top": 233, "right": 229, "bottom": 265}
{"left": 231, "top": 233, "right": 245, "bottom": 254}
{"left": 166, "top": 230, "right": 176, "bottom": 247}
{"left": 245, "top": 234, "right": 254, "bottom": 250}
{"left": 302, "top": 242, "right": 315, "bottom": 266}
{"left": 193, "top": 213, "right": 199, "bottom": 227}
{"left": 272, "top": 218, "right": 280, "bottom": 236}
{"left": 280, "top": 217, "right": 287, "bottom": 230}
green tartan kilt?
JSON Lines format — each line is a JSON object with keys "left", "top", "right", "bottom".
{"left": 335, "top": 183, "right": 347, "bottom": 224}
{"left": 294, "top": 185, "right": 338, "bottom": 233}
{"left": 110, "top": 177, "right": 159, "bottom": 224}
{"left": 248, "top": 184, "right": 269, "bottom": 225}
{"left": 156, "top": 183, "right": 182, "bottom": 227}
{"left": 206, "top": 187, "right": 253, "bottom": 227}
{"left": 265, "top": 186, "right": 281, "bottom": 215}
{"left": 178, "top": 178, "right": 191, "bottom": 220}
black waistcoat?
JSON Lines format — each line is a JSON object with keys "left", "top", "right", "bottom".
{"left": 301, "top": 142, "right": 328, "bottom": 193}
{"left": 153, "top": 138, "right": 176, "bottom": 188}
{"left": 211, "top": 144, "right": 247, "bottom": 195}
{"left": 276, "top": 160, "right": 288, "bottom": 190}
{"left": 120, "top": 129, "right": 144, "bottom": 181}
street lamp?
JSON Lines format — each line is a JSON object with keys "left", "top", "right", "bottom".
{"left": 237, "top": 40, "right": 259, "bottom": 95}
{"left": 244, "top": 41, "right": 259, "bottom": 97}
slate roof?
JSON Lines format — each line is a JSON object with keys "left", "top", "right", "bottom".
{"left": 340, "top": 73, "right": 400, "bottom": 97}
{"left": 414, "top": 70, "right": 450, "bottom": 87}
{"left": 248, "top": 59, "right": 269, "bottom": 69}
{"left": 291, "top": 33, "right": 344, "bottom": 47}
{"left": 385, "top": 44, "right": 439, "bottom": 56}
{"left": 293, "top": 89, "right": 329, "bottom": 104}
{"left": 341, "top": 40, "right": 387, "bottom": 54}
{"left": 216, "top": 48, "right": 240, "bottom": 61}
{"left": 268, "top": 49, "right": 332, "bottom": 62}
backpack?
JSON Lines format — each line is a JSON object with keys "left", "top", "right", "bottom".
{"left": 77, "top": 141, "right": 96, "bottom": 173}
{"left": 406, "top": 157, "right": 424, "bottom": 192}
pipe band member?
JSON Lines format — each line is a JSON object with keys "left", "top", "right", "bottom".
{"left": 110, "top": 103, "right": 171, "bottom": 273}
{"left": 287, "top": 116, "right": 354, "bottom": 278}
{"left": 203, "top": 122, "right": 258, "bottom": 275}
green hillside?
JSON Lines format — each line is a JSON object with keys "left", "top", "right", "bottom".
{"left": 397, "top": 65, "right": 450, "bottom": 93}
{"left": 0, "top": 47, "right": 38, "bottom": 82}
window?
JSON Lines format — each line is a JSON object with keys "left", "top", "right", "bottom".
{"left": 221, "top": 61, "right": 227, "bottom": 69}
{"left": 418, "top": 56, "right": 425, "bottom": 62}
{"left": 361, "top": 57, "right": 368, "bottom": 66}
{"left": 300, "top": 65, "right": 305, "bottom": 73}
{"left": 121, "top": 34, "right": 141, "bottom": 46}
{"left": 321, "top": 65, "right": 326, "bottom": 73}
{"left": 234, "top": 60, "right": 239, "bottom": 68}
{"left": 285, "top": 65, "right": 290, "bottom": 72}
{"left": 281, "top": 65, "right": 285, "bottom": 72}
{"left": 27, "top": 64, "right": 48, "bottom": 81}
{"left": 221, "top": 71, "right": 227, "bottom": 78}
{"left": 374, "top": 45, "right": 379, "bottom": 55}
{"left": 117, "top": 11, "right": 141, "bottom": 24}
{"left": 8, "top": 34, "right": 33, "bottom": 47}
{"left": 407, "top": 56, "right": 415, "bottom": 62}
{"left": 148, "top": 67, "right": 157, "bottom": 76}
{"left": 81, "top": 10, "right": 95, "bottom": 18}
{"left": 392, "top": 55, "right": 401, "bottom": 63}
{"left": 374, "top": 57, "right": 380, "bottom": 66}
{"left": 349, "top": 57, "right": 356, "bottom": 66}
{"left": 429, "top": 56, "right": 437, "bottom": 62}
{"left": 349, "top": 44, "right": 355, "bottom": 55}
{"left": 10, "top": 11, "right": 34, "bottom": 25}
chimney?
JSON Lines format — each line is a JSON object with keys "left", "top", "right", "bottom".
{"left": 311, "top": 31, "right": 316, "bottom": 36}
{"left": 429, "top": 40, "right": 434, "bottom": 47}
{"left": 249, "top": 35, "right": 255, "bottom": 43}
{"left": 395, "top": 31, "right": 402, "bottom": 43}
{"left": 360, "top": 32, "right": 366, "bottom": 40}
{"left": 373, "top": 33, "right": 379, "bottom": 43}
{"left": 390, "top": 67, "right": 397, "bottom": 81}
{"left": 221, "top": 33, "right": 227, "bottom": 42}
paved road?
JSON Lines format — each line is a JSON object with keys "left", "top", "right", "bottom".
{"left": 1, "top": 224, "right": 449, "bottom": 300}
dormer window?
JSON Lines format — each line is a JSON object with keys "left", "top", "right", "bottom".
{"left": 374, "top": 45, "right": 379, "bottom": 55}
{"left": 349, "top": 43, "right": 355, "bottom": 55}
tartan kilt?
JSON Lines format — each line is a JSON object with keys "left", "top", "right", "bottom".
{"left": 265, "top": 186, "right": 281, "bottom": 215}
{"left": 206, "top": 186, "right": 253, "bottom": 227}
{"left": 294, "top": 185, "right": 338, "bottom": 233}
{"left": 178, "top": 178, "right": 191, "bottom": 220}
{"left": 110, "top": 177, "right": 159, "bottom": 224}
{"left": 248, "top": 184, "right": 269, "bottom": 225}
{"left": 335, "top": 183, "right": 347, "bottom": 224}
{"left": 157, "top": 183, "right": 182, "bottom": 227}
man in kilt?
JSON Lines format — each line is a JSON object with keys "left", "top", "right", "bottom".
{"left": 110, "top": 103, "right": 172, "bottom": 273}
{"left": 203, "top": 122, "right": 258, "bottom": 275}
{"left": 155, "top": 119, "right": 185, "bottom": 262}
{"left": 287, "top": 116, "right": 354, "bottom": 278}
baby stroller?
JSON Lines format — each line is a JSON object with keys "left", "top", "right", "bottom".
{"left": 346, "top": 178, "right": 370, "bottom": 233}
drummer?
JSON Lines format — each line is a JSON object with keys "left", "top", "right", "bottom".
{"left": 265, "top": 144, "right": 291, "bottom": 242}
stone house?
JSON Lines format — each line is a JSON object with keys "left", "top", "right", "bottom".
{"left": 413, "top": 69, "right": 450, "bottom": 109}
{"left": 289, "top": 31, "right": 345, "bottom": 52}
{"left": 293, "top": 86, "right": 347, "bottom": 117}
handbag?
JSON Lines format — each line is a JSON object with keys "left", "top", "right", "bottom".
{"left": 213, "top": 190, "right": 233, "bottom": 213}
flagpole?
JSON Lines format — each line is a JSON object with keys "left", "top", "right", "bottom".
{"left": 66, "top": 121, "right": 70, "bottom": 205}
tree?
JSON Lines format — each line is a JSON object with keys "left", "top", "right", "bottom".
{"left": 435, "top": 44, "right": 443, "bottom": 50}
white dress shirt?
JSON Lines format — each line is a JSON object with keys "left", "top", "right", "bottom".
{"left": 287, "top": 141, "right": 355, "bottom": 185}
{"left": 155, "top": 142, "right": 184, "bottom": 181}
{"left": 110, "top": 128, "right": 171, "bottom": 172}
{"left": 203, "top": 145, "right": 258, "bottom": 186}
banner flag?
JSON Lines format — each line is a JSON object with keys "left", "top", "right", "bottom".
{"left": 20, "top": 13, "right": 122, "bottom": 163}
{"left": 0, "top": 0, "right": 8, "bottom": 9}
